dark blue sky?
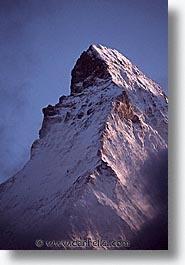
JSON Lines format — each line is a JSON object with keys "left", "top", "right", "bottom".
{"left": 0, "top": 0, "right": 167, "bottom": 182}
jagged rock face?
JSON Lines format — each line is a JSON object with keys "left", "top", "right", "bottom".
{"left": 0, "top": 45, "right": 168, "bottom": 250}
{"left": 71, "top": 46, "right": 111, "bottom": 94}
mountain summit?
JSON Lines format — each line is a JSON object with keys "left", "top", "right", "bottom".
{"left": 0, "top": 45, "right": 168, "bottom": 250}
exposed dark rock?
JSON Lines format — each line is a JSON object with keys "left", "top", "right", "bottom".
{"left": 42, "top": 105, "right": 58, "bottom": 117}
{"left": 87, "top": 108, "right": 93, "bottom": 115}
{"left": 70, "top": 46, "right": 111, "bottom": 94}
{"left": 64, "top": 112, "right": 71, "bottom": 122}
{"left": 59, "top": 95, "right": 67, "bottom": 103}
{"left": 132, "top": 114, "right": 140, "bottom": 123}
{"left": 77, "top": 112, "right": 84, "bottom": 119}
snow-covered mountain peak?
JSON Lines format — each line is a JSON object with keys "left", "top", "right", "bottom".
{"left": 0, "top": 45, "right": 168, "bottom": 250}
{"left": 71, "top": 44, "right": 167, "bottom": 100}
{"left": 70, "top": 44, "right": 111, "bottom": 94}
{"left": 88, "top": 44, "right": 130, "bottom": 66}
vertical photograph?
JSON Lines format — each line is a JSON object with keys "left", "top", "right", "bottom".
{"left": 0, "top": 0, "right": 168, "bottom": 250}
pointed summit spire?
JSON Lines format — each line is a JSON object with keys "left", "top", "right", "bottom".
{"left": 70, "top": 45, "right": 167, "bottom": 100}
{"left": 70, "top": 45, "right": 111, "bottom": 94}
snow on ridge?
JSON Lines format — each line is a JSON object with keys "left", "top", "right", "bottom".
{"left": 89, "top": 44, "right": 130, "bottom": 65}
{"left": 72, "top": 44, "right": 167, "bottom": 99}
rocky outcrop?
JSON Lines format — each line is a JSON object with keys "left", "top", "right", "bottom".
{"left": 71, "top": 45, "right": 111, "bottom": 94}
